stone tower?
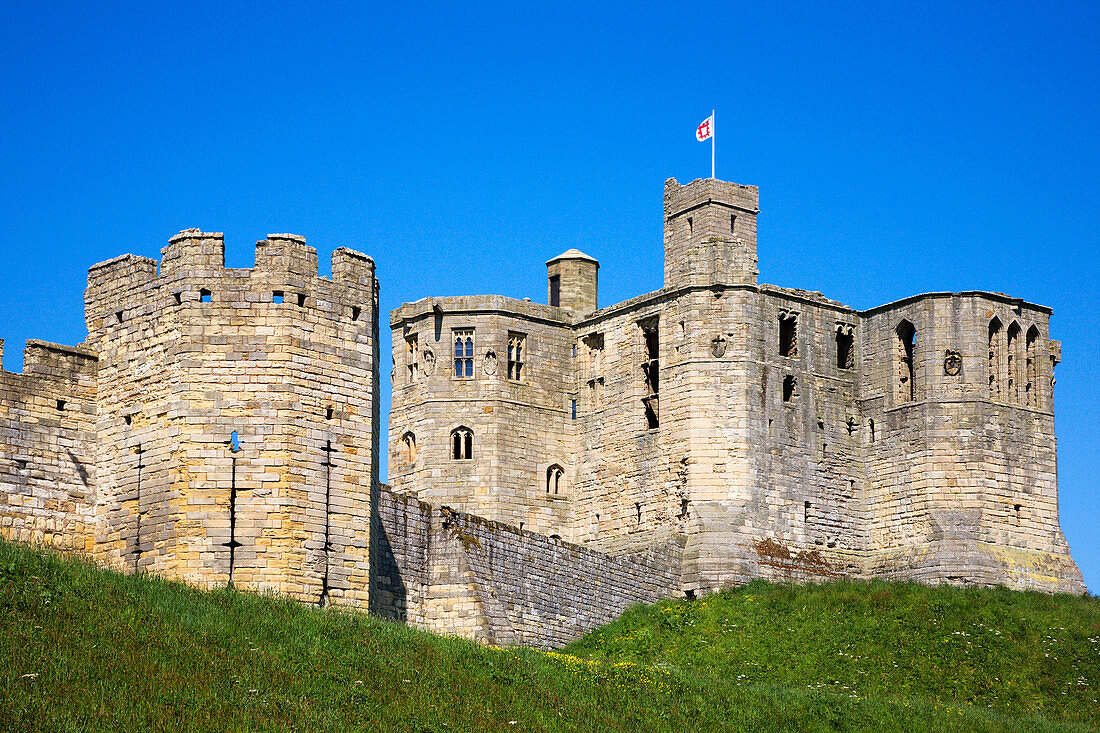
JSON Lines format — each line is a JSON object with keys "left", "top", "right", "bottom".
{"left": 82, "top": 230, "right": 380, "bottom": 605}
{"left": 663, "top": 177, "right": 759, "bottom": 288}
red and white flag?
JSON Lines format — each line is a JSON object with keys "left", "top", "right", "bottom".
{"left": 696, "top": 114, "right": 714, "bottom": 142}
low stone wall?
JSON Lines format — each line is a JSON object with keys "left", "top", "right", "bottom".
{"left": 372, "top": 487, "right": 683, "bottom": 648}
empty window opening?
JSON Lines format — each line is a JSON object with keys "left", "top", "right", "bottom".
{"left": 868, "top": 419, "right": 875, "bottom": 443}
{"left": 116, "top": 310, "right": 124, "bottom": 324}
{"left": 451, "top": 427, "right": 473, "bottom": 460}
{"left": 685, "top": 589, "right": 696, "bottom": 600}
{"left": 779, "top": 311, "right": 798, "bottom": 357}
{"left": 56, "top": 399, "right": 65, "bottom": 411}
{"left": 173, "top": 292, "right": 182, "bottom": 305}
{"left": 641, "top": 318, "right": 659, "bottom": 428}
{"left": 200, "top": 289, "right": 212, "bottom": 303}
{"left": 549, "top": 275, "right": 560, "bottom": 307}
{"left": 507, "top": 332, "right": 526, "bottom": 380}
{"left": 635, "top": 502, "right": 642, "bottom": 523}
{"left": 687, "top": 216, "right": 693, "bottom": 235}
{"left": 272, "top": 291, "right": 285, "bottom": 304}
{"left": 1014, "top": 503, "right": 1022, "bottom": 521}
{"left": 546, "top": 464, "right": 564, "bottom": 495}
{"left": 1007, "top": 321, "right": 1021, "bottom": 403}
{"left": 14, "top": 458, "right": 28, "bottom": 470}
{"left": 406, "top": 334, "right": 419, "bottom": 383}
{"left": 988, "top": 317, "right": 1003, "bottom": 400}
{"left": 804, "top": 501, "right": 811, "bottom": 523}
{"left": 352, "top": 305, "right": 362, "bottom": 321}
{"left": 124, "top": 414, "right": 132, "bottom": 426}
{"left": 822, "top": 443, "right": 827, "bottom": 459}
{"left": 229, "top": 431, "right": 241, "bottom": 452}
{"left": 297, "top": 293, "right": 307, "bottom": 307}
{"left": 519, "top": 522, "right": 524, "bottom": 531}
{"left": 896, "top": 320, "right": 916, "bottom": 402}
{"left": 571, "top": 399, "right": 577, "bottom": 420}
{"left": 1026, "top": 326, "right": 1040, "bottom": 407}
{"left": 782, "top": 375, "right": 797, "bottom": 403}
{"left": 401, "top": 432, "right": 416, "bottom": 464}
{"left": 572, "top": 343, "right": 577, "bottom": 358}
{"left": 550, "top": 534, "right": 561, "bottom": 540}
{"left": 325, "top": 406, "right": 334, "bottom": 420}
{"left": 453, "top": 329, "right": 474, "bottom": 377}
{"left": 730, "top": 214, "right": 737, "bottom": 233}
{"left": 817, "top": 418, "right": 824, "bottom": 429}
{"left": 836, "top": 325, "right": 854, "bottom": 369}
{"left": 680, "top": 498, "right": 690, "bottom": 518}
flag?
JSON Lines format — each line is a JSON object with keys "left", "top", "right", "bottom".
{"left": 696, "top": 114, "right": 713, "bottom": 142}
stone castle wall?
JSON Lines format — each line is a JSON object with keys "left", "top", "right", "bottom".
{"left": 372, "top": 486, "right": 682, "bottom": 648}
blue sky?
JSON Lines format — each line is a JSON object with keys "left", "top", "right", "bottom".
{"left": 1, "top": 1, "right": 1097, "bottom": 591}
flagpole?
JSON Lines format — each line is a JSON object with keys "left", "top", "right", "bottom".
{"left": 711, "top": 108, "right": 715, "bottom": 179}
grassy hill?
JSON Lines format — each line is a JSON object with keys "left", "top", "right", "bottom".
{"left": 1, "top": 540, "right": 1097, "bottom": 732}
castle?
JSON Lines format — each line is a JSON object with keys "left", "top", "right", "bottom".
{"left": 0, "top": 178, "right": 1085, "bottom": 648}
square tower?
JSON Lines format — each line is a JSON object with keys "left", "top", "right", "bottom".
{"left": 663, "top": 178, "right": 758, "bottom": 288}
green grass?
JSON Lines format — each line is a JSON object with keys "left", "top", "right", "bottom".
{"left": 1, "top": 540, "right": 1098, "bottom": 732}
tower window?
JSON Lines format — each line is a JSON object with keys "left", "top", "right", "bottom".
{"left": 782, "top": 375, "right": 797, "bottom": 403}
{"left": 272, "top": 291, "right": 284, "bottom": 304}
{"left": 549, "top": 275, "right": 560, "bottom": 307}
{"left": 297, "top": 293, "right": 307, "bottom": 307}
{"left": 453, "top": 329, "right": 474, "bottom": 378}
{"left": 779, "top": 311, "right": 798, "bottom": 357}
{"left": 640, "top": 317, "right": 659, "bottom": 428}
{"left": 507, "top": 332, "right": 526, "bottom": 380}
{"left": 200, "top": 289, "right": 212, "bottom": 303}
{"left": 406, "top": 334, "right": 419, "bottom": 383}
{"left": 401, "top": 432, "right": 416, "bottom": 464}
{"left": 896, "top": 320, "right": 916, "bottom": 402}
{"left": 450, "top": 427, "right": 473, "bottom": 460}
{"left": 352, "top": 305, "right": 362, "bottom": 321}
{"left": 835, "top": 325, "right": 854, "bottom": 369}
{"left": 730, "top": 214, "right": 737, "bottom": 233}
{"left": 546, "top": 464, "right": 564, "bottom": 495}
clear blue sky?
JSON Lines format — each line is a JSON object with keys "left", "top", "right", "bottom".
{"left": 1, "top": 1, "right": 1097, "bottom": 591}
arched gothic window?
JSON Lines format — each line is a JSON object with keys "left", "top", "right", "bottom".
{"left": 451, "top": 427, "right": 473, "bottom": 460}
{"left": 895, "top": 320, "right": 916, "bottom": 402}
{"left": 546, "top": 464, "right": 565, "bottom": 495}
{"left": 453, "top": 330, "right": 474, "bottom": 377}
{"left": 1007, "top": 322, "right": 1021, "bottom": 404}
{"left": 401, "top": 432, "right": 416, "bottom": 464}
{"left": 988, "top": 317, "right": 1003, "bottom": 400}
{"left": 1025, "top": 325, "right": 1040, "bottom": 408}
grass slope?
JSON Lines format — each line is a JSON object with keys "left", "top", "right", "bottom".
{"left": 0, "top": 540, "right": 1096, "bottom": 732}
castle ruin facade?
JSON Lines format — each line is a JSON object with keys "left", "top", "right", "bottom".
{"left": 389, "top": 177, "right": 1084, "bottom": 596}
{"left": 0, "top": 177, "right": 1085, "bottom": 649}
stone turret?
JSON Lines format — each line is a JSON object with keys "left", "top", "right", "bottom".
{"left": 547, "top": 249, "right": 598, "bottom": 316}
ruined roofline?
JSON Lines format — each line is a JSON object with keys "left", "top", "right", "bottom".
{"left": 390, "top": 294, "right": 569, "bottom": 329}
{"left": 24, "top": 340, "right": 98, "bottom": 360}
{"left": 858, "top": 290, "right": 1052, "bottom": 317}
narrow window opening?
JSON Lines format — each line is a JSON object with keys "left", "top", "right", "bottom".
{"left": 406, "top": 334, "right": 419, "bottom": 383}
{"left": 507, "top": 332, "right": 526, "bottom": 380}
{"left": 804, "top": 501, "right": 811, "bottom": 523}
{"left": 272, "top": 291, "right": 284, "bottom": 304}
{"left": 779, "top": 312, "right": 798, "bottom": 357}
{"left": 572, "top": 343, "right": 577, "bottom": 358}
{"left": 519, "top": 522, "right": 524, "bottom": 531}
{"left": 402, "top": 432, "right": 416, "bottom": 464}
{"left": 868, "top": 419, "right": 875, "bottom": 443}
{"left": 1014, "top": 503, "right": 1022, "bottom": 521}
{"left": 635, "top": 502, "right": 642, "bottom": 523}
{"left": 325, "top": 406, "right": 334, "bottom": 420}
{"left": 680, "top": 498, "right": 689, "bottom": 518}
{"left": 450, "top": 427, "right": 473, "bottom": 460}
{"left": 297, "top": 293, "right": 307, "bottom": 307}
{"left": 896, "top": 320, "right": 916, "bottom": 402}
{"left": 352, "top": 305, "right": 362, "bottom": 321}
{"left": 641, "top": 318, "right": 659, "bottom": 428}
{"left": 1007, "top": 322, "right": 1021, "bottom": 404}
{"left": 571, "top": 399, "right": 577, "bottom": 420}
{"left": 687, "top": 216, "right": 693, "bottom": 234}
{"left": 822, "top": 443, "right": 827, "bottom": 459}
{"left": 835, "top": 325, "right": 854, "bottom": 369}
{"left": 56, "top": 399, "right": 65, "bottom": 411}
{"left": 988, "top": 317, "right": 1003, "bottom": 400}
{"left": 229, "top": 431, "right": 241, "bottom": 452}
{"left": 116, "top": 310, "right": 124, "bottom": 323}
{"left": 846, "top": 417, "right": 856, "bottom": 436}
{"left": 1026, "top": 325, "right": 1040, "bottom": 407}
{"left": 782, "top": 375, "right": 797, "bottom": 403}
{"left": 200, "top": 289, "right": 212, "bottom": 303}
{"left": 124, "top": 414, "right": 132, "bottom": 426}
{"left": 15, "top": 459, "right": 28, "bottom": 470}
{"left": 549, "top": 275, "right": 560, "bottom": 307}
{"left": 173, "top": 292, "right": 182, "bottom": 305}
{"left": 730, "top": 214, "right": 737, "bottom": 232}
